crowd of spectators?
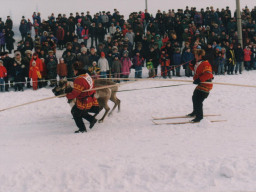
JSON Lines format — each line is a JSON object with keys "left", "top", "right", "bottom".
{"left": 0, "top": 5, "right": 256, "bottom": 92}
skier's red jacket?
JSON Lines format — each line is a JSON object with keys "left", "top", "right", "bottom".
{"left": 189, "top": 60, "right": 213, "bottom": 93}
{"left": 66, "top": 73, "right": 99, "bottom": 110}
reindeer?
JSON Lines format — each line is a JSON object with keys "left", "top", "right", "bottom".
{"left": 52, "top": 79, "right": 121, "bottom": 123}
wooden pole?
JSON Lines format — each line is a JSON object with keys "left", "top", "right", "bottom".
{"left": 104, "top": 77, "right": 256, "bottom": 88}
{"left": 0, "top": 94, "right": 66, "bottom": 112}
{"left": 236, "top": 0, "right": 244, "bottom": 70}
{"left": 0, "top": 84, "right": 120, "bottom": 112}
{"left": 1, "top": 78, "right": 256, "bottom": 113}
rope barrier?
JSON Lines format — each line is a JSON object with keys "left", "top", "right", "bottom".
{"left": 117, "top": 84, "right": 190, "bottom": 92}
{"left": 104, "top": 77, "right": 256, "bottom": 88}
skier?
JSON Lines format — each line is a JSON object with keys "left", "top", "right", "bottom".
{"left": 187, "top": 49, "right": 214, "bottom": 122}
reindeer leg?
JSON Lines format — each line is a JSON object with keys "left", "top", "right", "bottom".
{"left": 98, "top": 103, "right": 110, "bottom": 123}
{"left": 108, "top": 98, "right": 121, "bottom": 116}
{"left": 117, "top": 99, "right": 121, "bottom": 112}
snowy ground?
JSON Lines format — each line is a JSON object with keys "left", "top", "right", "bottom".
{"left": 1, "top": 69, "right": 256, "bottom": 191}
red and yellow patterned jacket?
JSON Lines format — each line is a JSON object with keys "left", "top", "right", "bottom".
{"left": 189, "top": 60, "right": 213, "bottom": 93}
{"left": 66, "top": 73, "right": 99, "bottom": 110}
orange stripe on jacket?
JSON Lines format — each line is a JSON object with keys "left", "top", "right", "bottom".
{"left": 190, "top": 60, "right": 213, "bottom": 93}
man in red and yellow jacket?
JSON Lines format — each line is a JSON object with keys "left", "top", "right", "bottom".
{"left": 188, "top": 49, "right": 213, "bottom": 122}
{"left": 66, "top": 62, "right": 99, "bottom": 133}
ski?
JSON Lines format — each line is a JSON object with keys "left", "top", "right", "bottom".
{"left": 152, "top": 119, "right": 227, "bottom": 125}
{"left": 152, "top": 114, "right": 221, "bottom": 120}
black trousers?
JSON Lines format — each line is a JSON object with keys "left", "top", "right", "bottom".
{"left": 71, "top": 105, "right": 100, "bottom": 131}
{"left": 192, "top": 89, "right": 209, "bottom": 119}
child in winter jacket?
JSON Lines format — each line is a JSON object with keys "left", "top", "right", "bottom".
{"left": 160, "top": 49, "right": 171, "bottom": 78}
{"left": 234, "top": 44, "right": 243, "bottom": 74}
{"left": 243, "top": 46, "right": 252, "bottom": 70}
{"left": 98, "top": 52, "right": 109, "bottom": 78}
{"left": 88, "top": 61, "right": 100, "bottom": 79}
{"left": 57, "top": 58, "right": 67, "bottom": 79}
{"left": 251, "top": 44, "right": 256, "bottom": 70}
{"left": 112, "top": 55, "right": 122, "bottom": 82}
{"left": 29, "top": 60, "right": 41, "bottom": 90}
{"left": 181, "top": 48, "right": 194, "bottom": 77}
{"left": 132, "top": 51, "right": 144, "bottom": 78}
{"left": 146, "top": 61, "right": 154, "bottom": 78}
{"left": 40, "top": 58, "right": 48, "bottom": 87}
{"left": 121, "top": 52, "right": 132, "bottom": 79}
{"left": 216, "top": 52, "right": 225, "bottom": 75}
{"left": 0, "top": 60, "right": 7, "bottom": 91}
{"left": 47, "top": 56, "right": 57, "bottom": 86}
{"left": 173, "top": 48, "right": 182, "bottom": 77}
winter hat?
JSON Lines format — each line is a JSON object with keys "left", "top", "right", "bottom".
{"left": 15, "top": 51, "right": 21, "bottom": 56}
{"left": 25, "top": 50, "right": 32, "bottom": 55}
{"left": 123, "top": 50, "right": 128, "bottom": 56}
{"left": 135, "top": 50, "right": 140, "bottom": 54}
{"left": 81, "top": 47, "right": 87, "bottom": 52}
{"left": 66, "top": 42, "right": 73, "bottom": 47}
{"left": 33, "top": 52, "right": 38, "bottom": 56}
{"left": 101, "top": 52, "right": 105, "bottom": 57}
{"left": 112, "top": 46, "right": 118, "bottom": 50}
{"left": 113, "top": 53, "right": 119, "bottom": 58}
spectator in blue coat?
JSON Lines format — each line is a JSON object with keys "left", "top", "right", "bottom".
{"left": 172, "top": 48, "right": 182, "bottom": 77}
{"left": 19, "top": 19, "right": 28, "bottom": 41}
{"left": 182, "top": 47, "right": 194, "bottom": 77}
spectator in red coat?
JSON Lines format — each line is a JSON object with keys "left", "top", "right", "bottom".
{"left": 0, "top": 60, "right": 7, "bottom": 92}
{"left": 243, "top": 46, "right": 252, "bottom": 70}
{"left": 57, "top": 58, "right": 67, "bottom": 79}
{"left": 81, "top": 25, "right": 89, "bottom": 47}
{"left": 29, "top": 60, "right": 41, "bottom": 90}
{"left": 30, "top": 53, "right": 42, "bottom": 70}
{"left": 30, "top": 53, "right": 43, "bottom": 87}
{"left": 40, "top": 58, "right": 48, "bottom": 87}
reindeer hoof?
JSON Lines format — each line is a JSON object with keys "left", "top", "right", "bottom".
{"left": 98, "top": 119, "right": 103, "bottom": 123}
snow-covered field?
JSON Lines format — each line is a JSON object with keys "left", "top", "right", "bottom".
{"left": 1, "top": 1, "right": 256, "bottom": 190}
{"left": 1, "top": 69, "right": 256, "bottom": 192}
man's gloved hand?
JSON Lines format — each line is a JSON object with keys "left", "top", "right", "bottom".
{"left": 193, "top": 78, "right": 201, "bottom": 84}
{"left": 191, "top": 58, "right": 196, "bottom": 66}
{"left": 66, "top": 87, "right": 73, "bottom": 93}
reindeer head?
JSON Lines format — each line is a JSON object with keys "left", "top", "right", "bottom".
{"left": 52, "top": 79, "right": 73, "bottom": 96}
